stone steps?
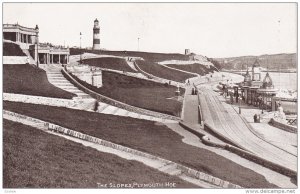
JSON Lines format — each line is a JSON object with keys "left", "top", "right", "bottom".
{"left": 44, "top": 66, "right": 176, "bottom": 123}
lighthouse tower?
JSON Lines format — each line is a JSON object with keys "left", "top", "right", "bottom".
{"left": 93, "top": 18, "right": 100, "bottom": 50}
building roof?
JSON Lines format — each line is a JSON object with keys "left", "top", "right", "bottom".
{"left": 94, "top": 18, "right": 99, "bottom": 23}
{"left": 3, "top": 23, "right": 38, "bottom": 33}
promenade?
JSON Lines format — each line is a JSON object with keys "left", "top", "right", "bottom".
{"left": 196, "top": 83, "right": 297, "bottom": 172}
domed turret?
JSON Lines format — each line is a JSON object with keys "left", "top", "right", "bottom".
{"left": 244, "top": 67, "right": 251, "bottom": 82}
{"left": 252, "top": 58, "right": 261, "bottom": 81}
{"left": 262, "top": 72, "right": 274, "bottom": 89}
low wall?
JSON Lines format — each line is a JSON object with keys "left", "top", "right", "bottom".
{"left": 269, "top": 118, "right": 297, "bottom": 133}
{"left": 225, "top": 145, "right": 297, "bottom": 178}
{"left": 3, "top": 110, "right": 242, "bottom": 189}
{"left": 3, "top": 56, "right": 28, "bottom": 64}
{"left": 3, "top": 93, "right": 77, "bottom": 108}
{"left": 62, "top": 68, "right": 180, "bottom": 121}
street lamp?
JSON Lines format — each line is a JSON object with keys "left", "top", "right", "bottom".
{"left": 80, "top": 32, "right": 82, "bottom": 64}
{"left": 35, "top": 25, "right": 39, "bottom": 68}
{"left": 239, "top": 96, "right": 242, "bottom": 114}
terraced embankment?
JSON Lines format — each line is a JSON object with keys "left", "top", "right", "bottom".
{"left": 3, "top": 101, "right": 278, "bottom": 188}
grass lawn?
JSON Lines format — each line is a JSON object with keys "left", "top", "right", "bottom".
{"left": 3, "top": 42, "right": 26, "bottom": 56}
{"left": 4, "top": 102, "right": 276, "bottom": 188}
{"left": 135, "top": 60, "right": 194, "bottom": 83}
{"left": 166, "top": 64, "right": 218, "bottom": 76}
{"left": 3, "top": 119, "right": 194, "bottom": 188}
{"left": 71, "top": 71, "right": 184, "bottom": 116}
{"left": 70, "top": 48, "right": 190, "bottom": 62}
{"left": 3, "top": 64, "right": 76, "bottom": 99}
{"left": 82, "top": 57, "right": 136, "bottom": 72}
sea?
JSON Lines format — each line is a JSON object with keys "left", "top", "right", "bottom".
{"left": 261, "top": 72, "right": 297, "bottom": 91}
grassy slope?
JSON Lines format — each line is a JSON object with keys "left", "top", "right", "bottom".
{"left": 3, "top": 42, "right": 26, "bottom": 56}
{"left": 3, "top": 64, "right": 76, "bottom": 99}
{"left": 3, "top": 102, "right": 276, "bottom": 188}
{"left": 70, "top": 48, "right": 190, "bottom": 62}
{"left": 166, "top": 64, "right": 217, "bottom": 76}
{"left": 82, "top": 57, "right": 136, "bottom": 72}
{"left": 3, "top": 119, "right": 194, "bottom": 188}
{"left": 72, "top": 71, "right": 184, "bottom": 116}
{"left": 136, "top": 60, "right": 194, "bottom": 83}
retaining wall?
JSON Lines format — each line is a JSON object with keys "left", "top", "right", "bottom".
{"left": 3, "top": 93, "right": 77, "bottom": 108}
{"left": 3, "top": 110, "right": 242, "bottom": 189}
{"left": 61, "top": 68, "right": 180, "bottom": 121}
{"left": 269, "top": 118, "right": 297, "bottom": 133}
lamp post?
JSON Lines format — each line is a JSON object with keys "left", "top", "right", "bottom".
{"left": 239, "top": 95, "right": 242, "bottom": 114}
{"left": 137, "top": 37, "right": 140, "bottom": 51}
{"left": 35, "top": 25, "right": 39, "bottom": 68}
{"left": 80, "top": 32, "right": 82, "bottom": 64}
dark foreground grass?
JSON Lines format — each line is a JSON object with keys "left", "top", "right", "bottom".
{"left": 72, "top": 71, "right": 184, "bottom": 116}
{"left": 3, "top": 119, "right": 194, "bottom": 188}
{"left": 4, "top": 102, "right": 276, "bottom": 188}
{"left": 166, "top": 64, "right": 218, "bottom": 76}
{"left": 136, "top": 60, "right": 194, "bottom": 83}
{"left": 70, "top": 48, "right": 190, "bottom": 62}
{"left": 3, "top": 64, "right": 76, "bottom": 99}
{"left": 3, "top": 42, "right": 26, "bottom": 56}
{"left": 82, "top": 57, "right": 136, "bottom": 72}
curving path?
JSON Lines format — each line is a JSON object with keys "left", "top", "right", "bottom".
{"left": 198, "top": 85, "right": 297, "bottom": 172}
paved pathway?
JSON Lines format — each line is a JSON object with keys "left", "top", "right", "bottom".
{"left": 228, "top": 100, "right": 297, "bottom": 156}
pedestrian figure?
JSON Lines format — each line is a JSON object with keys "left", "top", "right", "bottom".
{"left": 192, "top": 88, "right": 195, "bottom": 95}
{"left": 26, "top": 57, "right": 30, "bottom": 64}
{"left": 254, "top": 114, "right": 257, "bottom": 123}
{"left": 187, "top": 79, "right": 190, "bottom": 86}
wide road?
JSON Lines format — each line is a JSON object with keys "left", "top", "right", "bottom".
{"left": 197, "top": 85, "right": 297, "bottom": 172}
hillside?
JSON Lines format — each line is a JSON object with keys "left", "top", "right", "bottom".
{"left": 213, "top": 53, "right": 296, "bottom": 71}
{"left": 82, "top": 57, "right": 136, "bottom": 72}
{"left": 3, "top": 42, "right": 26, "bottom": 56}
{"left": 4, "top": 101, "right": 277, "bottom": 188}
{"left": 3, "top": 64, "right": 76, "bottom": 99}
{"left": 69, "top": 71, "right": 184, "bottom": 116}
{"left": 3, "top": 119, "right": 193, "bottom": 188}
{"left": 135, "top": 60, "right": 194, "bottom": 82}
{"left": 70, "top": 48, "right": 189, "bottom": 62}
{"left": 166, "top": 63, "right": 218, "bottom": 76}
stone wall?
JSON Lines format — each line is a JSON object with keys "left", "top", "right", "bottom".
{"left": 3, "top": 110, "right": 242, "bottom": 189}
{"left": 3, "top": 93, "right": 76, "bottom": 107}
{"left": 269, "top": 118, "right": 297, "bottom": 133}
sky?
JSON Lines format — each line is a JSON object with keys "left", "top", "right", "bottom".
{"left": 3, "top": 3, "right": 297, "bottom": 58}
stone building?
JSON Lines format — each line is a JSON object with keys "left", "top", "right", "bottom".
{"left": 3, "top": 23, "right": 70, "bottom": 65}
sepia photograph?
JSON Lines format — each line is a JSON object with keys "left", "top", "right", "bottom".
{"left": 1, "top": 1, "right": 298, "bottom": 193}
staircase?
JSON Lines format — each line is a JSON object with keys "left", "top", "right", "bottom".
{"left": 43, "top": 65, "right": 176, "bottom": 123}
{"left": 22, "top": 49, "right": 36, "bottom": 65}
{"left": 45, "top": 66, "right": 91, "bottom": 98}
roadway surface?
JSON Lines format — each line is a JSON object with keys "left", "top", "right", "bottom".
{"left": 197, "top": 84, "right": 297, "bottom": 172}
